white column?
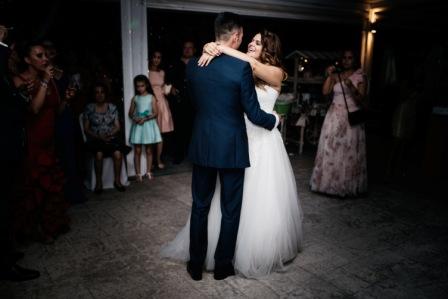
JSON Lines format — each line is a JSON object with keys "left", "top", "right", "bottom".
{"left": 361, "top": 8, "right": 378, "bottom": 101}
{"left": 361, "top": 25, "right": 375, "bottom": 79}
{"left": 121, "top": 0, "right": 148, "bottom": 176}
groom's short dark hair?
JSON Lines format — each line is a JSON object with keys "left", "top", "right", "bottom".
{"left": 214, "top": 12, "right": 242, "bottom": 41}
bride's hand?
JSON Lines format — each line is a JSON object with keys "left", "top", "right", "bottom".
{"left": 203, "top": 42, "right": 221, "bottom": 57}
{"left": 198, "top": 53, "right": 215, "bottom": 67}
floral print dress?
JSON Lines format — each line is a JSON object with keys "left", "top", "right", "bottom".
{"left": 310, "top": 69, "right": 367, "bottom": 197}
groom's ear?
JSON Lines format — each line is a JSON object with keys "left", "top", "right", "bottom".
{"left": 236, "top": 29, "right": 243, "bottom": 45}
{"left": 232, "top": 34, "right": 238, "bottom": 45}
{"left": 232, "top": 31, "right": 240, "bottom": 45}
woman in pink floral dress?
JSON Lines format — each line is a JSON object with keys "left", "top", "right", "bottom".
{"left": 310, "top": 50, "right": 367, "bottom": 197}
{"left": 148, "top": 50, "right": 174, "bottom": 169}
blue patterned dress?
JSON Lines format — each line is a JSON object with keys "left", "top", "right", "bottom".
{"left": 129, "top": 94, "right": 162, "bottom": 144}
{"left": 83, "top": 103, "right": 131, "bottom": 156}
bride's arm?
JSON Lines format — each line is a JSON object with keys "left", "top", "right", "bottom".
{"left": 200, "top": 43, "right": 284, "bottom": 91}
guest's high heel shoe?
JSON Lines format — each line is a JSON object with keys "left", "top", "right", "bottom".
{"left": 145, "top": 172, "right": 154, "bottom": 181}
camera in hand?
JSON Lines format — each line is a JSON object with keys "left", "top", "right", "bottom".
{"left": 332, "top": 62, "right": 343, "bottom": 74}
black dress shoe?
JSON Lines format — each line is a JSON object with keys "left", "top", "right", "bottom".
{"left": 0, "top": 264, "right": 40, "bottom": 281}
{"left": 113, "top": 182, "right": 126, "bottom": 192}
{"left": 214, "top": 264, "right": 235, "bottom": 280}
{"left": 187, "top": 262, "right": 202, "bottom": 281}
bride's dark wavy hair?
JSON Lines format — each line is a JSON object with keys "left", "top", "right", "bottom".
{"left": 255, "top": 29, "right": 287, "bottom": 87}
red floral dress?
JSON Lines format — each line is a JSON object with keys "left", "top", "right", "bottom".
{"left": 15, "top": 79, "right": 70, "bottom": 239}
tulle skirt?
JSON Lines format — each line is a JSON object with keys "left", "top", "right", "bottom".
{"left": 161, "top": 126, "right": 303, "bottom": 278}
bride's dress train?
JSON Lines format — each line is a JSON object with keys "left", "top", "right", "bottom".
{"left": 161, "top": 86, "right": 303, "bottom": 278}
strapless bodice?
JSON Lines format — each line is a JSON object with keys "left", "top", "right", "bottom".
{"left": 255, "top": 85, "right": 279, "bottom": 113}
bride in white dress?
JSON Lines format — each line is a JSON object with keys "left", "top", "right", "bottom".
{"left": 161, "top": 30, "right": 303, "bottom": 278}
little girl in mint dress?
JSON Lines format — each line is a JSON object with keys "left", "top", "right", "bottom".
{"left": 129, "top": 75, "right": 162, "bottom": 181}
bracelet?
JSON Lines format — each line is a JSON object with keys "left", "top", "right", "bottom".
{"left": 40, "top": 80, "right": 48, "bottom": 88}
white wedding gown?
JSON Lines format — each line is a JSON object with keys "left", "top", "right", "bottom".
{"left": 161, "top": 85, "right": 303, "bottom": 278}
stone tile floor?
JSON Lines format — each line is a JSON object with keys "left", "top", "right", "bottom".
{"left": 1, "top": 154, "right": 447, "bottom": 298}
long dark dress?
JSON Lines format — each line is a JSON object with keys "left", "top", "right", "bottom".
{"left": 15, "top": 79, "right": 70, "bottom": 240}
{"left": 55, "top": 104, "right": 87, "bottom": 204}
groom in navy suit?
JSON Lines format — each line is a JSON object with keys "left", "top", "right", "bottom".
{"left": 186, "top": 12, "right": 279, "bottom": 280}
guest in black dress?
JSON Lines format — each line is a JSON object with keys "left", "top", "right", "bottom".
{"left": 44, "top": 41, "right": 87, "bottom": 204}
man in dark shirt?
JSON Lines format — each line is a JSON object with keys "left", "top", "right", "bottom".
{"left": 0, "top": 25, "right": 40, "bottom": 281}
{"left": 166, "top": 40, "right": 196, "bottom": 164}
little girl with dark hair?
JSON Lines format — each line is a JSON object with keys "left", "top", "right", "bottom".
{"left": 128, "top": 74, "right": 162, "bottom": 181}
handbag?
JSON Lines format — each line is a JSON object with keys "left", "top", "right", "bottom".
{"left": 347, "top": 108, "right": 367, "bottom": 126}
{"left": 338, "top": 73, "right": 367, "bottom": 126}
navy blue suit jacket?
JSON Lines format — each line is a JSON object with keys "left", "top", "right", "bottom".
{"left": 186, "top": 55, "right": 276, "bottom": 168}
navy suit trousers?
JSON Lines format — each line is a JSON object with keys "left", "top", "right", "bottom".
{"left": 189, "top": 164, "right": 245, "bottom": 268}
